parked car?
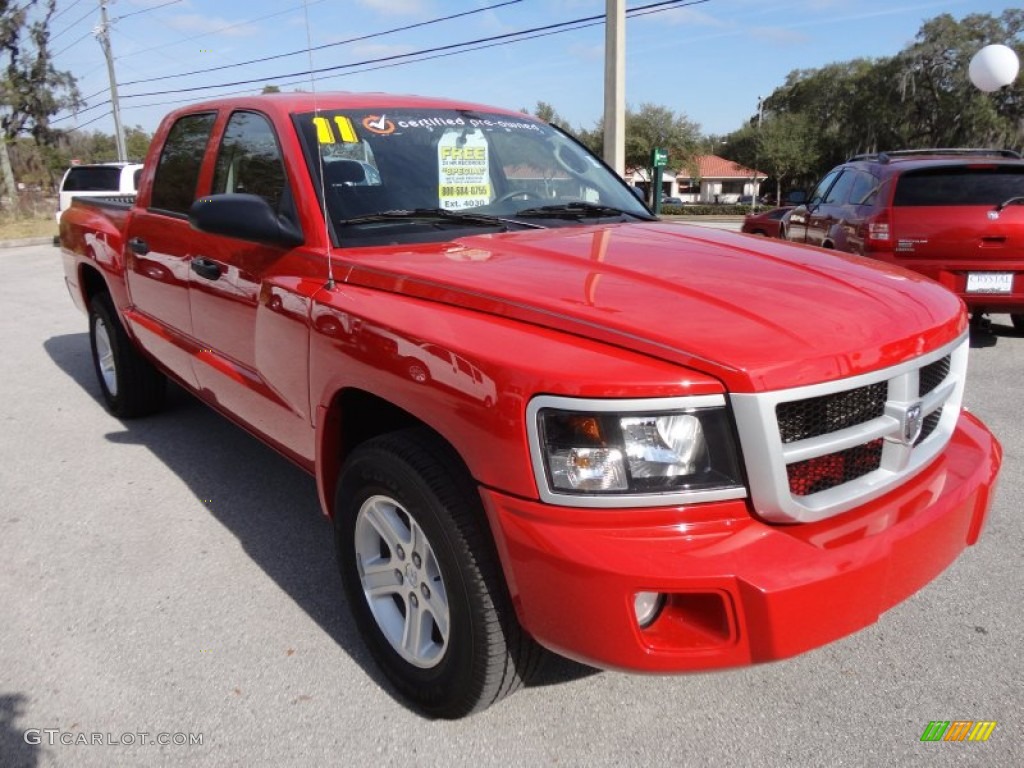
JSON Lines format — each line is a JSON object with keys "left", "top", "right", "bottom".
{"left": 786, "top": 148, "right": 1024, "bottom": 327}
{"left": 735, "top": 194, "right": 760, "bottom": 206}
{"left": 55, "top": 162, "right": 143, "bottom": 223}
{"left": 661, "top": 196, "right": 684, "bottom": 206}
{"left": 741, "top": 206, "right": 793, "bottom": 238}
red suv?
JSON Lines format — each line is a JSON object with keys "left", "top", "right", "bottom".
{"left": 786, "top": 149, "right": 1024, "bottom": 328}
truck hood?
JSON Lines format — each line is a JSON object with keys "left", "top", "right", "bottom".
{"left": 340, "top": 222, "right": 965, "bottom": 392}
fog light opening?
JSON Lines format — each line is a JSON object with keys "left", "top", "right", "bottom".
{"left": 634, "top": 591, "right": 665, "bottom": 628}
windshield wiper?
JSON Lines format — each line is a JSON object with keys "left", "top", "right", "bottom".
{"left": 995, "top": 196, "right": 1024, "bottom": 212}
{"left": 340, "top": 207, "right": 545, "bottom": 230}
{"left": 514, "top": 201, "right": 654, "bottom": 221}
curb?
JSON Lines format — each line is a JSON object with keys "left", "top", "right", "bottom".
{"left": 0, "top": 236, "right": 57, "bottom": 249}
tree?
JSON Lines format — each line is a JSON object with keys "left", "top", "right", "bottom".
{"left": 894, "top": 11, "right": 1024, "bottom": 148}
{"left": 1, "top": 0, "right": 82, "bottom": 207}
{"left": 624, "top": 103, "right": 700, "bottom": 178}
{"left": 725, "top": 113, "right": 820, "bottom": 203}
{"left": 757, "top": 11, "right": 1023, "bottom": 180}
{"left": 529, "top": 101, "right": 570, "bottom": 129}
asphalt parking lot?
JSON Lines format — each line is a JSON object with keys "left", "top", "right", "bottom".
{"left": 1, "top": 241, "right": 1021, "bottom": 767}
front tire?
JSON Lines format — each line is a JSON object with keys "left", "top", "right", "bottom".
{"left": 334, "top": 429, "right": 541, "bottom": 718}
{"left": 88, "top": 293, "right": 166, "bottom": 418}
{"left": 1011, "top": 314, "right": 1024, "bottom": 333}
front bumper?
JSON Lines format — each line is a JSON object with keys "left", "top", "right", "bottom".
{"left": 480, "top": 411, "right": 1000, "bottom": 671}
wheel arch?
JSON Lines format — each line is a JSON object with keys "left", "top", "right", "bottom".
{"left": 79, "top": 262, "right": 109, "bottom": 306}
{"left": 316, "top": 387, "right": 474, "bottom": 522}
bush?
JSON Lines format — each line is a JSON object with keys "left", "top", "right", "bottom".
{"left": 658, "top": 204, "right": 757, "bottom": 216}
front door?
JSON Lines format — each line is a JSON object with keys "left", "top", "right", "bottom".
{"left": 188, "top": 110, "right": 317, "bottom": 462}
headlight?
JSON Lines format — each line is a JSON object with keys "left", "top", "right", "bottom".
{"left": 527, "top": 395, "right": 746, "bottom": 508}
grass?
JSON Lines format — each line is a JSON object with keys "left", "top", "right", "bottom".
{"left": 0, "top": 191, "right": 58, "bottom": 241}
{"left": 0, "top": 213, "right": 57, "bottom": 241}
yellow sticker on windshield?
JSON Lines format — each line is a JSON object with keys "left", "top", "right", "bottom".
{"left": 313, "top": 116, "right": 359, "bottom": 144}
{"left": 313, "top": 116, "right": 334, "bottom": 144}
{"left": 334, "top": 116, "right": 358, "bottom": 143}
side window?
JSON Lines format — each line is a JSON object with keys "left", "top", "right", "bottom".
{"left": 150, "top": 112, "right": 216, "bottom": 214}
{"left": 212, "top": 111, "right": 288, "bottom": 210}
{"left": 847, "top": 171, "right": 877, "bottom": 206}
{"left": 808, "top": 169, "right": 841, "bottom": 206}
{"left": 822, "top": 170, "right": 855, "bottom": 205}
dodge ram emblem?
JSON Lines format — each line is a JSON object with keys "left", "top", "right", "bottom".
{"left": 903, "top": 403, "right": 924, "bottom": 444}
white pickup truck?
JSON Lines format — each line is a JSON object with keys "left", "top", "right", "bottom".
{"left": 55, "top": 162, "right": 143, "bottom": 223}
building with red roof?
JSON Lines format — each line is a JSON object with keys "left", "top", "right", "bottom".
{"left": 626, "top": 154, "right": 766, "bottom": 204}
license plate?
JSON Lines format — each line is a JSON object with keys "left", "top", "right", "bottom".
{"left": 966, "top": 272, "right": 1013, "bottom": 293}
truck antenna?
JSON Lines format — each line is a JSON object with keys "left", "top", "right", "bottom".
{"left": 303, "top": 0, "right": 336, "bottom": 290}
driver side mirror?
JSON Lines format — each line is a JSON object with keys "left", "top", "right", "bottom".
{"left": 189, "top": 193, "right": 304, "bottom": 248}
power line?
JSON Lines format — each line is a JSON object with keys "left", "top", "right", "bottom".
{"left": 111, "top": 0, "right": 710, "bottom": 116}
{"left": 62, "top": 0, "right": 523, "bottom": 109}
{"left": 118, "top": 0, "right": 523, "bottom": 87}
{"left": 69, "top": 0, "right": 334, "bottom": 106}
{"left": 52, "top": 0, "right": 86, "bottom": 25}
{"left": 114, "top": 0, "right": 329, "bottom": 61}
{"left": 56, "top": 0, "right": 709, "bottom": 126}
{"left": 52, "top": 27, "right": 93, "bottom": 58}
{"left": 117, "top": 0, "right": 708, "bottom": 101}
{"left": 112, "top": 0, "right": 184, "bottom": 22}
{"left": 66, "top": 109, "right": 114, "bottom": 131}
{"left": 50, "top": 4, "right": 95, "bottom": 41}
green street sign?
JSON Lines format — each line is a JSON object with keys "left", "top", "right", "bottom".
{"left": 652, "top": 148, "right": 668, "bottom": 168}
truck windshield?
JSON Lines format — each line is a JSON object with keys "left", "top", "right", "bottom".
{"left": 293, "top": 108, "right": 651, "bottom": 244}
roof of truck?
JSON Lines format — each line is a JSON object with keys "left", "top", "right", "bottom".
{"left": 171, "top": 91, "right": 533, "bottom": 121}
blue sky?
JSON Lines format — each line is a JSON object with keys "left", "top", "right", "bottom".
{"left": 47, "top": 0, "right": 1017, "bottom": 140}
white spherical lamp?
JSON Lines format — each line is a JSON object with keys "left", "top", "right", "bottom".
{"left": 969, "top": 44, "right": 1020, "bottom": 92}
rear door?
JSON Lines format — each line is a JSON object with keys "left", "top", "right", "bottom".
{"left": 889, "top": 164, "right": 1024, "bottom": 297}
{"left": 123, "top": 112, "right": 218, "bottom": 387}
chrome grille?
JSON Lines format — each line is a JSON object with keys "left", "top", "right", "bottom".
{"left": 777, "top": 382, "right": 887, "bottom": 444}
{"left": 787, "top": 439, "right": 884, "bottom": 496}
{"left": 915, "top": 408, "right": 942, "bottom": 446}
{"left": 730, "top": 334, "right": 968, "bottom": 524}
{"left": 919, "top": 355, "right": 951, "bottom": 396}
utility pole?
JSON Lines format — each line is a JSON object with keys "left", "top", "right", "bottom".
{"left": 603, "top": 0, "right": 625, "bottom": 176}
{"left": 95, "top": 0, "right": 127, "bottom": 162}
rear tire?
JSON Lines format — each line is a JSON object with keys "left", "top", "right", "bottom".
{"left": 334, "top": 428, "right": 542, "bottom": 718}
{"left": 1011, "top": 314, "right": 1024, "bottom": 333}
{"left": 88, "top": 293, "right": 166, "bottom": 418}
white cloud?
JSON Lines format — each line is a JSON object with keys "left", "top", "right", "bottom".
{"left": 569, "top": 42, "right": 603, "bottom": 62}
{"left": 351, "top": 43, "right": 416, "bottom": 59}
{"left": 166, "top": 14, "right": 260, "bottom": 37}
{"left": 126, "top": 0, "right": 192, "bottom": 8}
{"left": 748, "top": 27, "right": 812, "bottom": 45}
{"left": 648, "top": 8, "right": 728, "bottom": 28}
{"left": 357, "top": 0, "right": 429, "bottom": 15}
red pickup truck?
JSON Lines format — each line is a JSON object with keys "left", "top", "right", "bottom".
{"left": 60, "top": 93, "right": 1002, "bottom": 718}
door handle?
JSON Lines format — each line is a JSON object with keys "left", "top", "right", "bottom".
{"left": 128, "top": 237, "right": 149, "bottom": 255}
{"left": 191, "top": 257, "right": 222, "bottom": 281}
